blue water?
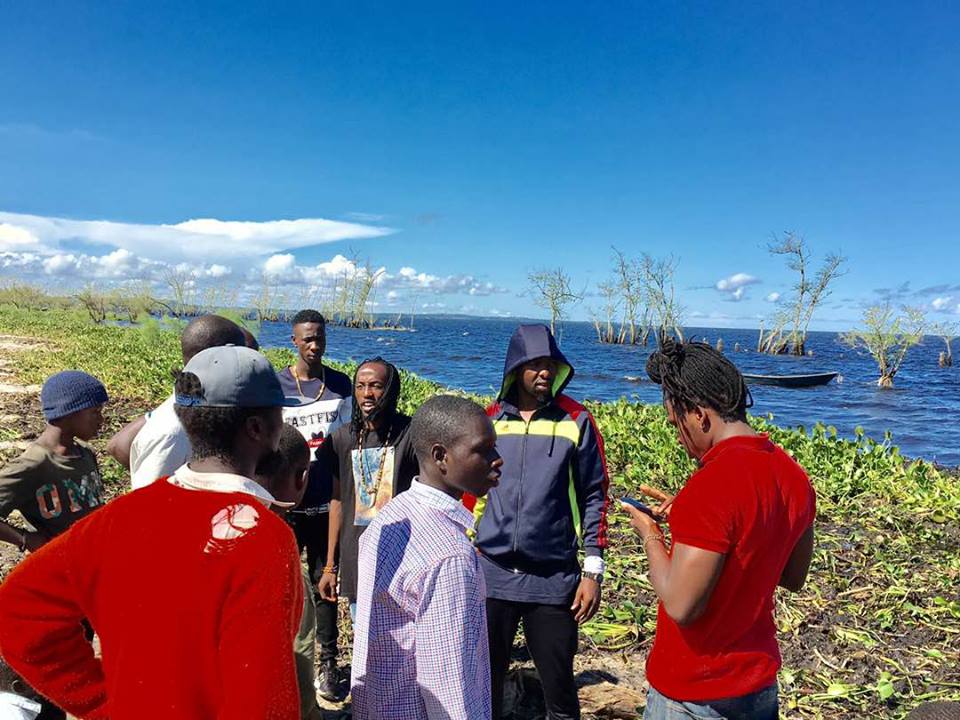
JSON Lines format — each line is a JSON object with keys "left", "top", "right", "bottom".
{"left": 258, "top": 318, "right": 960, "bottom": 467}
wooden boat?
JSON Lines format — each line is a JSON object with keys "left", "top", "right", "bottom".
{"left": 742, "top": 372, "right": 838, "bottom": 388}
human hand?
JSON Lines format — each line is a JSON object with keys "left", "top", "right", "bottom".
{"left": 639, "top": 483, "right": 675, "bottom": 518}
{"left": 571, "top": 577, "right": 601, "bottom": 624}
{"left": 317, "top": 572, "right": 338, "bottom": 602}
{"left": 621, "top": 500, "right": 663, "bottom": 538}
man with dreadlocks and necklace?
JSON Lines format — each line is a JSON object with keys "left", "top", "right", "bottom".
{"left": 622, "top": 339, "right": 816, "bottom": 720}
{"left": 316, "top": 358, "right": 419, "bottom": 678}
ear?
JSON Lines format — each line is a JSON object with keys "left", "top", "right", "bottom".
{"left": 694, "top": 407, "right": 710, "bottom": 433}
{"left": 245, "top": 414, "right": 271, "bottom": 443}
{"left": 431, "top": 443, "right": 447, "bottom": 473}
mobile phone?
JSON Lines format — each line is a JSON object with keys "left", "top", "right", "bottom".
{"left": 620, "top": 496, "right": 658, "bottom": 518}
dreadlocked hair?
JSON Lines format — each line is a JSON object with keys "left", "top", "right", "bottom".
{"left": 350, "top": 357, "right": 402, "bottom": 442}
{"left": 645, "top": 338, "right": 753, "bottom": 422}
{"left": 172, "top": 371, "right": 273, "bottom": 462}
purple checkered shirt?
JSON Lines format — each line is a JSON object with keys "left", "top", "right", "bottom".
{"left": 350, "top": 479, "right": 491, "bottom": 720}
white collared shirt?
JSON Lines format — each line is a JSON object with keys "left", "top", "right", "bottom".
{"left": 167, "top": 465, "right": 294, "bottom": 509}
{"left": 407, "top": 478, "right": 476, "bottom": 530}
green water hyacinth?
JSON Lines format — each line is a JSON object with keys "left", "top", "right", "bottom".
{"left": 0, "top": 304, "right": 957, "bottom": 719}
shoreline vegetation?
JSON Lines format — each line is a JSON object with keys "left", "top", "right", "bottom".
{"left": 0, "top": 305, "right": 958, "bottom": 718}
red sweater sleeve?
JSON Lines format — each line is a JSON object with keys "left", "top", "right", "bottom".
{"left": 0, "top": 520, "right": 108, "bottom": 718}
{"left": 218, "top": 524, "right": 304, "bottom": 720}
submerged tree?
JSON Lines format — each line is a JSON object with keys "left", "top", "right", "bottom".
{"left": 160, "top": 266, "right": 199, "bottom": 318}
{"left": 640, "top": 253, "right": 684, "bottom": 343}
{"left": 766, "top": 233, "right": 845, "bottom": 355}
{"left": 590, "top": 280, "right": 621, "bottom": 343}
{"left": 528, "top": 267, "right": 582, "bottom": 338}
{"left": 612, "top": 248, "right": 645, "bottom": 344}
{"left": 931, "top": 321, "right": 957, "bottom": 368}
{"left": 591, "top": 248, "right": 651, "bottom": 346}
{"left": 842, "top": 304, "right": 925, "bottom": 388}
{"left": 109, "top": 283, "right": 157, "bottom": 323}
{"left": 347, "top": 260, "right": 385, "bottom": 328}
{"left": 75, "top": 285, "right": 109, "bottom": 324}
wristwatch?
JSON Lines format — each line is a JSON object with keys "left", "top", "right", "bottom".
{"left": 583, "top": 570, "right": 604, "bottom": 584}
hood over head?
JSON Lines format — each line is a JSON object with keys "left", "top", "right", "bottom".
{"left": 498, "top": 324, "right": 574, "bottom": 401}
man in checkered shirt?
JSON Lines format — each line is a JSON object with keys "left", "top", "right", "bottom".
{"left": 351, "top": 395, "right": 504, "bottom": 720}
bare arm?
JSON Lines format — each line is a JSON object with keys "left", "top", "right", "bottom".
{"left": 317, "top": 496, "right": 341, "bottom": 601}
{"left": 105, "top": 415, "right": 146, "bottom": 470}
{"left": 0, "top": 520, "right": 47, "bottom": 551}
{"left": 645, "top": 539, "right": 725, "bottom": 626}
{"left": 623, "top": 503, "right": 725, "bottom": 626}
{"left": 779, "top": 524, "right": 814, "bottom": 592}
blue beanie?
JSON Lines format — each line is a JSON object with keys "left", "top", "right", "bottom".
{"left": 41, "top": 371, "right": 109, "bottom": 422}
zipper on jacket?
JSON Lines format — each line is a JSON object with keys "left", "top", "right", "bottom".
{"left": 513, "top": 417, "right": 531, "bottom": 554}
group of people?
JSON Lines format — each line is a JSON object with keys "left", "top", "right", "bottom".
{"left": 0, "top": 309, "right": 820, "bottom": 720}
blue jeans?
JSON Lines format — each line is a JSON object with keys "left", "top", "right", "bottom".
{"left": 644, "top": 684, "right": 778, "bottom": 720}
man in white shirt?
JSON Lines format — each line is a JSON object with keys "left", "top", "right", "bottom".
{"left": 106, "top": 315, "right": 247, "bottom": 487}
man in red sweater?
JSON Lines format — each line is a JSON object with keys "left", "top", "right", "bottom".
{"left": 0, "top": 346, "right": 304, "bottom": 720}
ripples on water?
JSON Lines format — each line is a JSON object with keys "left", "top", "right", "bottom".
{"left": 260, "top": 318, "right": 959, "bottom": 466}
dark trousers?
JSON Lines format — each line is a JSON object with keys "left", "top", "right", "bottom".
{"left": 487, "top": 597, "right": 580, "bottom": 720}
{"left": 291, "top": 511, "right": 338, "bottom": 663}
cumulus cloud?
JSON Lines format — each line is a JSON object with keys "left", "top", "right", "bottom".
{"left": 0, "top": 209, "right": 508, "bottom": 310}
{"left": 263, "top": 253, "right": 298, "bottom": 279}
{"left": 0, "top": 223, "right": 40, "bottom": 250}
{"left": 0, "top": 211, "right": 395, "bottom": 264}
{"left": 715, "top": 273, "right": 760, "bottom": 302}
{"left": 765, "top": 292, "right": 781, "bottom": 303}
{"left": 932, "top": 296, "right": 953, "bottom": 311}
{"left": 252, "top": 254, "right": 508, "bottom": 299}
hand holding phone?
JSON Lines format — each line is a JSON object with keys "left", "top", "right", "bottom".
{"left": 620, "top": 496, "right": 660, "bottom": 519}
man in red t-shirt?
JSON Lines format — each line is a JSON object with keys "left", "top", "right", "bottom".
{"left": 0, "top": 346, "right": 304, "bottom": 720}
{"left": 623, "top": 340, "right": 815, "bottom": 720}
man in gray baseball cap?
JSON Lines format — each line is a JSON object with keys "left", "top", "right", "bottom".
{"left": 0, "top": 345, "right": 307, "bottom": 719}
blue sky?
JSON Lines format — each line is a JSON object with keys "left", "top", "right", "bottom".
{"left": 1, "top": 1, "right": 959, "bottom": 329}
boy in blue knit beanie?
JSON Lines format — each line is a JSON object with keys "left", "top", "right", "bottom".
{"left": 0, "top": 370, "right": 109, "bottom": 554}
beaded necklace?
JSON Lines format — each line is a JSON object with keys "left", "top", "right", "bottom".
{"left": 357, "top": 423, "right": 392, "bottom": 500}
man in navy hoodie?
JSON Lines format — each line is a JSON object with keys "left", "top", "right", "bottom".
{"left": 472, "top": 324, "right": 610, "bottom": 720}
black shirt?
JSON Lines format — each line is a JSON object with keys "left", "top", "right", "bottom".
{"left": 320, "top": 414, "right": 419, "bottom": 600}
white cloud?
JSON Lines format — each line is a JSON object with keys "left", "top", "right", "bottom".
{"left": 263, "top": 253, "right": 298, "bottom": 279}
{"left": 252, "top": 254, "right": 508, "bottom": 298}
{"left": 0, "top": 209, "right": 506, "bottom": 307}
{"left": 716, "top": 273, "right": 759, "bottom": 292}
{"left": 715, "top": 273, "right": 760, "bottom": 302}
{"left": 932, "top": 296, "right": 952, "bottom": 311}
{"left": 0, "top": 211, "right": 395, "bottom": 264}
{"left": 207, "top": 264, "right": 231, "bottom": 279}
{"left": 0, "top": 223, "right": 40, "bottom": 250}
{"left": 765, "top": 292, "right": 781, "bottom": 303}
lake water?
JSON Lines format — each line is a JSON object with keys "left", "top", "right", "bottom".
{"left": 259, "top": 317, "right": 959, "bottom": 467}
